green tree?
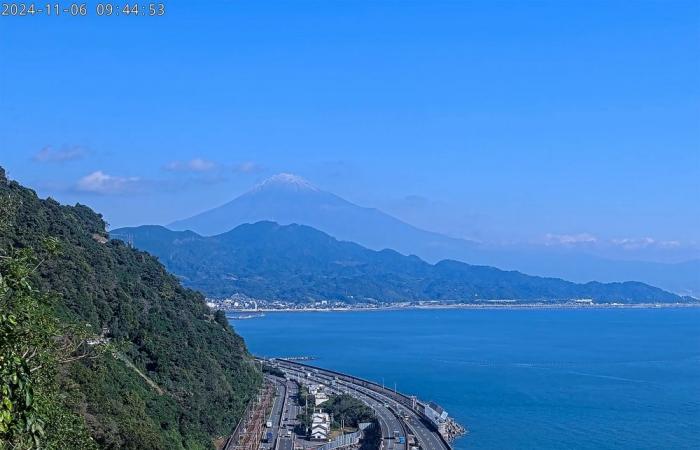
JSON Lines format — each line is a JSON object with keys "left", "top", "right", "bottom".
{"left": 0, "top": 243, "right": 96, "bottom": 449}
{"left": 0, "top": 166, "right": 261, "bottom": 448}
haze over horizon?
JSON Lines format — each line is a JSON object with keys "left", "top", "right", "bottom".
{"left": 3, "top": 3, "right": 700, "bottom": 450}
{"left": 2, "top": 0, "right": 699, "bottom": 264}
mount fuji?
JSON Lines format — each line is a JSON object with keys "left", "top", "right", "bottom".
{"left": 169, "top": 173, "right": 482, "bottom": 262}
{"left": 167, "top": 173, "right": 699, "bottom": 296}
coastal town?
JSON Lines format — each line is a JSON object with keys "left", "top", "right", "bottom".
{"left": 206, "top": 294, "right": 697, "bottom": 313}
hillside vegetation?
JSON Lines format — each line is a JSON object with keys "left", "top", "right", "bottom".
{"left": 114, "top": 222, "right": 682, "bottom": 304}
{"left": 0, "top": 167, "right": 260, "bottom": 449}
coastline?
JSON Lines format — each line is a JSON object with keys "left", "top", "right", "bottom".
{"left": 225, "top": 302, "right": 700, "bottom": 314}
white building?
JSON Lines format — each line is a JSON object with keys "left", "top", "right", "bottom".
{"left": 314, "top": 391, "right": 329, "bottom": 406}
{"left": 424, "top": 402, "right": 448, "bottom": 434}
{"left": 311, "top": 412, "right": 331, "bottom": 440}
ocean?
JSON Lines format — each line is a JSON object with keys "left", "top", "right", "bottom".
{"left": 230, "top": 308, "right": 700, "bottom": 449}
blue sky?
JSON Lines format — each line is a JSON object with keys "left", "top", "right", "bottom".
{"left": 1, "top": 0, "right": 699, "bottom": 261}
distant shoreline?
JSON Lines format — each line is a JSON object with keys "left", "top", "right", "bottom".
{"left": 225, "top": 302, "right": 700, "bottom": 314}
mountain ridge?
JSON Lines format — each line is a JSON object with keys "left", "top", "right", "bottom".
{"left": 166, "top": 174, "right": 700, "bottom": 297}
{"left": 113, "top": 221, "right": 686, "bottom": 304}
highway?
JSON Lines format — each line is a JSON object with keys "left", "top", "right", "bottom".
{"left": 282, "top": 367, "right": 404, "bottom": 450}
{"left": 334, "top": 380, "right": 445, "bottom": 450}
{"left": 275, "top": 359, "right": 451, "bottom": 450}
{"left": 270, "top": 360, "right": 450, "bottom": 450}
{"left": 263, "top": 377, "right": 286, "bottom": 450}
{"left": 346, "top": 386, "right": 405, "bottom": 450}
{"left": 327, "top": 377, "right": 405, "bottom": 450}
{"left": 393, "top": 405, "right": 444, "bottom": 450}
{"left": 281, "top": 380, "right": 300, "bottom": 434}
{"left": 372, "top": 392, "right": 443, "bottom": 450}
{"left": 265, "top": 376, "right": 302, "bottom": 450}
{"left": 341, "top": 382, "right": 444, "bottom": 450}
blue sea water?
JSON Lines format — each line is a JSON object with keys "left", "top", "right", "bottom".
{"left": 230, "top": 308, "right": 700, "bottom": 449}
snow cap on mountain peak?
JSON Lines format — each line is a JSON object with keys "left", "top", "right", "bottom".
{"left": 250, "top": 173, "right": 319, "bottom": 193}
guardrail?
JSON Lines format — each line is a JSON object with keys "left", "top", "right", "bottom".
{"left": 316, "top": 428, "right": 365, "bottom": 450}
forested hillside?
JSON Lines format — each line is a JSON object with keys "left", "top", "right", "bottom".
{"left": 114, "top": 222, "right": 684, "bottom": 304}
{"left": 0, "top": 167, "right": 260, "bottom": 449}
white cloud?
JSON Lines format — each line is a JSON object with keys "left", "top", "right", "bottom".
{"left": 164, "top": 158, "right": 217, "bottom": 172}
{"left": 163, "top": 158, "right": 264, "bottom": 175}
{"left": 611, "top": 237, "right": 655, "bottom": 249}
{"left": 233, "top": 161, "right": 264, "bottom": 174}
{"left": 658, "top": 240, "right": 682, "bottom": 249}
{"left": 610, "top": 237, "right": 683, "bottom": 250}
{"left": 544, "top": 233, "right": 598, "bottom": 246}
{"left": 543, "top": 233, "right": 689, "bottom": 253}
{"left": 33, "top": 146, "right": 86, "bottom": 163}
{"left": 75, "top": 171, "right": 141, "bottom": 194}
